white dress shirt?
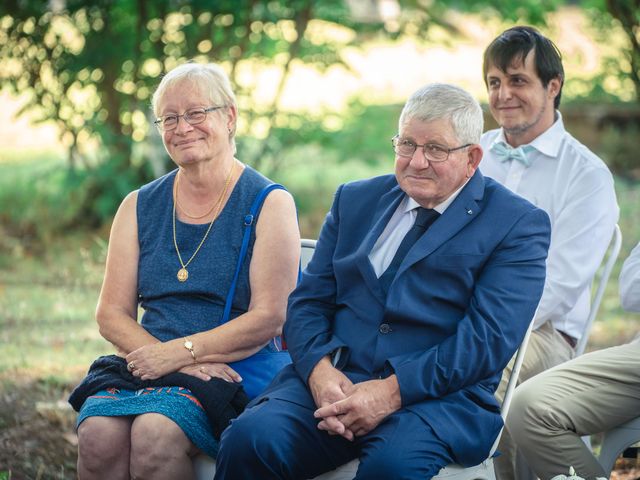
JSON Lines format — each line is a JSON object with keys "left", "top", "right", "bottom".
{"left": 368, "top": 182, "right": 466, "bottom": 277}
{"left": 620, "top": 241, "right": 640, "bottom": 313}
{"left": 480, "top": 111, "right": 619, "bottom": 340}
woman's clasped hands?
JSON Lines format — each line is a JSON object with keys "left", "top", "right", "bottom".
{"left": 125, "top": 341, "right": 242, "bottom": 383}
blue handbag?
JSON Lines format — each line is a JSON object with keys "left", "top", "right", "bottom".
{"left": 223, "top": 183, "right": 292, "bottom": 399}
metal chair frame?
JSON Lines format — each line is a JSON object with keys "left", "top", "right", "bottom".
{"left": 575, "top": 224, "right": 622, "bottom": 356}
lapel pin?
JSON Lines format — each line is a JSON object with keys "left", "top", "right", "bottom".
{"left": 467, "top": 209, "right": 473, "bottom": 215}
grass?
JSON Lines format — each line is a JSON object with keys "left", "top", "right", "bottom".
{"left": 1, "top": 232, "right": 111, "bottom": 376}
{"left": 0, "top": 152, "right": 639, "bottom": 477}
{"left": 0, "top": 231, "right": 114, "bottom": 479}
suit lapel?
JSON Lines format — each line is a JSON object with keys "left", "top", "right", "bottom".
{"left": 354, "top": 184, "right": 405, "bottom": 304}
{"left": 399, "top": 171, "right": 486, "bottom": 276}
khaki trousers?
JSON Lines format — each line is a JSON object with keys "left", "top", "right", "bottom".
{"left": 494, "top": 321, "right": 575, "bottom": 480}
{"left": 505, "top": 339, "right": 640, "bottom": 480}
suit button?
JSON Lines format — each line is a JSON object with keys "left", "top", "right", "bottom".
{"left": 379, "top": 323, "right": 391, "bottom": 334}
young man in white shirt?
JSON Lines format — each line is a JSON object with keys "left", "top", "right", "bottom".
{"left": 479, "top": 26, "right": 619, "bottom": 480}
{"left": 508, "top": 241, "right": 640, "bottom": 480}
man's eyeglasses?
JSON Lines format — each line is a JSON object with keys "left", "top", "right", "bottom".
{"left": 392, "top": 135, "right": 471, "bottom": 163}
{"left": 154, "top": 106, "right": 225, "bottom": 132}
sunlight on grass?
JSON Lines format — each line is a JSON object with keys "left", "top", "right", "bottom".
{"left": 0, "top": 232, "right": 111, "bottom": 383}
{"left": 0, "top": 284, "right": 111, "bottom": 377}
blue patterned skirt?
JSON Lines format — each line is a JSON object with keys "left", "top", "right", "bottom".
{"left": 77, "top": 385, "right": 218, "bottom": 457}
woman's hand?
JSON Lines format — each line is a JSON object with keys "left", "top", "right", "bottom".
{"left": 179, "top": 363, "right": 243, "bottom": 383}
{"left": 125, "top": 342, "right": 178, "bottom": 380}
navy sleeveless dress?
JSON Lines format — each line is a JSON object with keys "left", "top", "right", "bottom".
{"left": 77, "top": 165, "right": 276, "bottom": 456}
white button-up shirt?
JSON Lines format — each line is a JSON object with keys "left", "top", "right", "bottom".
{"left": 620, "top": 241, "right": 640, "bottom": 313}
{"left": 480, "top": 111, "right": 619, "bottom": 340}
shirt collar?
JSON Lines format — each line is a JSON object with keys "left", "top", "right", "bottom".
{"left": 404, "top": 179, "right": 469, "bottom": 215}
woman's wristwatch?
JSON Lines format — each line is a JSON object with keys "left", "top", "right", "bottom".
{"left": 183, "top": 337, "right": 196, "bottom": 363}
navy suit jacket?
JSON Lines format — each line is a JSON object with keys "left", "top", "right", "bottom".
{"left": 259, "top": 170, "right": 551, "bottom": 466}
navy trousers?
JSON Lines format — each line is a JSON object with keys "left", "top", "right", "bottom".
{"left": 214, "top": 396, "right": 454, "bottom": 479}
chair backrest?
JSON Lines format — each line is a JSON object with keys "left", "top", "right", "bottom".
{"left": 575, "top": 224, "right": 622, "bottom": 356}
{"left": 488, "top": 313, "right": 536, "bottom": 456}
{"left": 192, "top": 238, "right": 321, "bottom": 480}
{"left": 301, "top": 238, "right": 317, "bottom": 270}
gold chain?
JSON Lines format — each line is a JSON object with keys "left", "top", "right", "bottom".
{"left": 174, "top": 173, "right": 218, "bottom": 219}
{"left": 172, "top": 161, "right": 235, "bottom": 282}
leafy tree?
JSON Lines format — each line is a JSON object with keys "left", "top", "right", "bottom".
{"left": 586, "top": 0, "right": 640, "bottom": 102}
{"left": 0, "top": 0, "right": 491, "bottom": 226}
{"left": 0, "top": 0, "right": 637, "bottom": 230}
{"left": 0, "top": 0, "right": 380, "bottom": 223}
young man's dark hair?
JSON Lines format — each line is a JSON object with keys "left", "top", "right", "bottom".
{"left": 483, "top": 26, "right": 565, "bottom": 108}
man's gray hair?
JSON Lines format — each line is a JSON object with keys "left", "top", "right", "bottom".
{"left": 399, "top": 83, "right": 483, "bottom": 144}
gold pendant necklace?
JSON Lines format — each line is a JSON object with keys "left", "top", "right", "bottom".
{"left": 172, "top": 162, "right": 235, "bottom": 282}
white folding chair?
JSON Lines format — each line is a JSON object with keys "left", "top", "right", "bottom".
{"left": 193, "top": 238, "right": 317, "bottom": 480}
{"left": 312, "top": 312, "right": 538, "bottom": 480}
{"left": 597, "top": 416, "right": 640, "bottom": 476}
{"left": 575, "top": 224, "right": 622, "bottom": 356}
{"left": 300, "top": 238, "right": 317, "bottom": 272}
{"left": 578, "top": 225, "right": 622, "bottom": 450}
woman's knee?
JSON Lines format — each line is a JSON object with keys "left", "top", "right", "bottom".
{"left": 77, "top": 416, "right": 131, "bottom": 471}
{"left": 129, "top": 413, "right": 193, "bottom": 472}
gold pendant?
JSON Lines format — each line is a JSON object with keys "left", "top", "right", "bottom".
{"left": 177, "top": 268, "right": 189, "bottom": 282}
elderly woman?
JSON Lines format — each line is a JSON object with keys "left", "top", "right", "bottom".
{"left": 71, "top": 62, "right": 300, "bottom": 479}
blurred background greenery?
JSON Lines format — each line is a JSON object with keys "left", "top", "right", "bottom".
{"left": 0, "top": 0, "right": 639, "bottom": 478}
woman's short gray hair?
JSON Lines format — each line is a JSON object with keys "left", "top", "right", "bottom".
{"left": 152, "top": 62, "right": 238, "bottom": 149}
{"left": 398, "top": 83, "right": 483, "bottom": 145}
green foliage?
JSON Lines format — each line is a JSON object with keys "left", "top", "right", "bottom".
{"left": 237, "top": 100, "right": 401, "bottom": 177}
{"left": 445, "top": 0, "right": 564, "bottom": 24}
{"left": 599, "top": 123, "right": 640, "bottom": 178}
{"left": 324, "top": 102, "right": 402, "bottom": 165}
{"left": 1, "top": 0, "right": 638, "bottom": 236}
{"left": 0, "top": 0, "right": 380, "bottom": 225}
{"left": 581, "top": 0, "right": 640, "bottom": 102}
{"left": 0, "top": 152, "right": 86, "bottom": 248}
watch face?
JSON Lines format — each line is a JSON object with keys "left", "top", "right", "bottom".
{"left": 185, "top": 340, "right": 193, "bottom": 349}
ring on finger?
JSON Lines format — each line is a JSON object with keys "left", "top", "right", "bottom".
{"left": 128, "top": 362, "right": 135, "bottom": 371}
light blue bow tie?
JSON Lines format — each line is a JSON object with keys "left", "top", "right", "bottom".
{"left": 490, "top": 142, "right": 533, "bottom": 167}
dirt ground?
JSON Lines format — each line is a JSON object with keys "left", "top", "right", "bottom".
{"left": 0, "top": 378, "right": 78, "bottom": 479}
{"left": 0, "top": 378, "right": 638, "bottom": 480}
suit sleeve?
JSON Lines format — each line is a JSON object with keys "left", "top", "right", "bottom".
{"left": 284, "top": 185, "right": 348, "bottom": 383}
{"left": 388, "top": 207, "right": 551, "bottom": 406}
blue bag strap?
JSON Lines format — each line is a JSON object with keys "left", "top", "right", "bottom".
{"left": 221, "top": 183, "right": 286, "bottom": 325}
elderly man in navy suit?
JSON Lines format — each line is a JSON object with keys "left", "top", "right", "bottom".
{"left": 214, "top": 83, "right": 551, "bottom": 479}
